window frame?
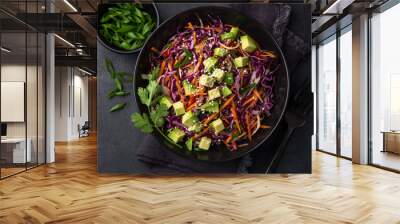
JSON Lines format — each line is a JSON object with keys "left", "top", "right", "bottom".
{"left": 315, "top": 24, "right": 353, "bottom": 161}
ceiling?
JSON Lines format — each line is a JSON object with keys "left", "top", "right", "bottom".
{"left": 0, "top": 0, "right": 99, "bottom": 73}
{"left": 1, "top": 0, "right": 394, "bottom": 73}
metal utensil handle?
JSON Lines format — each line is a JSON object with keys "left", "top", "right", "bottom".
{"left": 265, "top": 126, "right": 295, "bottom": 174}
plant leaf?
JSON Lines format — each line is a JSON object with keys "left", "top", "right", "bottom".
{"left": 105, "top": 58, "right": 116, "bottom": 79}
{"left": 137, "top": 87, "right": 149, "bottom": 106}
{"left": 146, "top": 80, "right": 159, "bottom": 105}
{"left": 240, "top": 83, "right": 257, "bottom": 95}
{"left": 149, "top": 66, "right": 160, "bottom": 81}
{"left": 109, "top": 102, "right": 126, "bottom": 112}
{"left": 115, "top": 79, "right": 123, "bottom": 91}
{"left": 131, "top": 112, "right": 153, "bottom": 133}
{"left": 150, "top": 104, "right": 169, "bottom": 127}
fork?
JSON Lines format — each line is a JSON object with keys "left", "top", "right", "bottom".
{"left": 265, "top": 79, "right": 313, "bottom": 173}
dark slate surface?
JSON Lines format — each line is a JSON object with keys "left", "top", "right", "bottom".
{"left": 97, "top": 3, "right": 312, "bottom": 173}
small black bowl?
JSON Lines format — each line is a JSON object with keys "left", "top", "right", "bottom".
{"left": 97, "top": 2, "right": 159, "bottom": 54}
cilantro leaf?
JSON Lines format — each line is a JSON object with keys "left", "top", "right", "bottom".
{"left": 137, "top": 87, "right": 150, "bottom": 106}
{"left": 141, "top": 66, "right": 160, "bottom": 81}
{"left": 150, "top": 104, "right": 169, "bottom": 127}
{"left": 131, "top": 112, "right": 153, "bottom": 133}
{"left": 149, "top": 66, "right": 160, "bottom": 81}
{"left": 146, "top": 80, "right": 159, "bottom": 105}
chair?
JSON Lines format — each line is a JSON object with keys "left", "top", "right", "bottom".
{"left": 78, "top": 121, "right": 90, "bottom": 138}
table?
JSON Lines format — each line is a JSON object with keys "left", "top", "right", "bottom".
{"left": 1, "top": 138, "right": 31, "bottom": 163}
{"left": 382, "top": 131, "right": 400, "bottom": 154}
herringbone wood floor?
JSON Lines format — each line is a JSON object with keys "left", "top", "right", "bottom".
{"left": 1, "top": 135, "right": 400, "bottom": 224}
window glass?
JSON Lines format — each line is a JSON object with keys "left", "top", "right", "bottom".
{"left": 371, "top": 3, "right": 400, "bottom": 171}
{"left": 340, "top": 28, "right": 352, "bottom": 158}
{"left": 318, "top": 36, "right": 337, "bottom": 154}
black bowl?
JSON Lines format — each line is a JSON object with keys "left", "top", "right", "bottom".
{"left": 134, "top": 6, "right": 289, "bottom": 162}
{"left": 97, "top": 3, "right": 159, "bottom": 54}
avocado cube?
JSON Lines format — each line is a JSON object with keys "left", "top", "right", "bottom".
{"left": 234, "top": 56, "right": 249, "bottom": 68}
{"left": 201, "top": 100, "right": 219, "bottom": 113}
{"left": 159, "top": 96, "right": 173, "bottom": 109}
{"left": 214, "top": 47, "right": 227, "bottom": 57}
{"left": 230, "top": 27, "right": 239, "bottom": 37}
{"left": 240, "top": 35, "right": 258, "bottom": 53}
{"left": 198, "top": 137, "right": 212, "bottom": 150}
{"left": 203, "top": 57, "right": 218, "bottom": 71}
{"left": 168, "top": 128, "right": 185, "bottom": 143}
{"left": 211, "top": 68, "right": 225, "bottom": 82}
{"left": 183, "top": 80, "right": 196, "bottom": 96}
{"left": 173, "top": 101, "right": 185, "bottom": 116}
{"left": 221, "top": 27, "right": 239, "bottom": 40}
{"left": 221, "top": 32, "right": 235, "bottom": 40}
{"left": 221, "top": 86, "right": 232, "bottom": 97}
{"left": 199, "top": 75, "right": 215, "bottom": 87}
{"left": 188, "top": 123, "right": 202, "bottom": 133}
{"left": 185, "top": 138, "right": 193, "bottom": 151}
{"left": 182, "top": 111, "right": 197, "bottom": 128}
{"left": 208, "top": 88, "right": 221, "bottom": 101}
{"left": 211, "top": 118, "right": 225, "bottom": 134}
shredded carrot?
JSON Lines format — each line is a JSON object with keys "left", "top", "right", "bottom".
{"left": 253, "top": 89, "right": 263, "bottom": 102}
{"left": 164, "top": 75, "right": 171, "bottom": 89}
{"left": 194, "top": 55, "right": 203, "bottom": 73}
{"left": 224, "top": 135, "right": 233, "bottom": 145}
{"left": 193, "top": 126, "right": 211, "bottom": 140}
{"left": 168, "top": 60, "right": 173, "bottom": 71}
{"left": 186, "top": 95, "right": 196, "bottom": 111}
{"left": 174, "top": 74, "right": 185, "bottom": 104}
{"left": 221, "top": 117, "right": 230, "bottom": 126}
{"left": 186, "top": 103, "right": 196, "bottom": 112}
{"left": 260, "top": 125, "right": 271, "bottom": 129}
{"left": 243, "top": 96, "right": 256, "bottom": 107}
{"left": 223, "top": 141, "right": 230, "bottom": 147}
{"left": 261, "top": 51, "right": 277, "bottom": 58}
{"left": 250, "top": 120, "right": 258, "bottom": 130}
{"left": 159, "top": 60, "right": 166, "bottom": 76}
{"left": 239, "top": 70, "right": 244, "bottom": 86}
{"left": 203, "top": 113, "right": 218, "bottom": 125}
{"left": 187, "top": 22, "right": 194, "bottom": 30}
{"left": 150, "top": 47, "right": 160, "bottom": 54}
{"left": 246, "top": 100, "right": 257, "bottom": 110}
{"left": 220, "top": 95, "right": 234, "bottom": 112}
{"left": 188, "top": 95, "right": 195, "bottom": 105}
{"left": 192, "top": 32, "right": 197, "bottom": 46}
{"left": 231, "top": 102, "right": 241, "bottom": 132}
{"left": 197, "top": 86, "right": 205, "bottom": 95}
{"left": 219, "top": 41, "right": 240, "bottom": 50}
{"left": 191, "top": 76, "right": 199, "bottom": 86}
{"left": 245, "top": 113, "right": 252, "bottom": 142}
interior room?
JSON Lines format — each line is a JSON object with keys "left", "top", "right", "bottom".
{"left": 1, "top": 0, "right": 400, "bottom": 223}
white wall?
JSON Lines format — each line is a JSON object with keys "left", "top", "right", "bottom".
{"left": 1, "top": 63, "right": 46, "bottom": 163}
{"left": 54, "top": 67, "right": 89, "bottom": 141}
{"left": 1, "top": 65, "right": 38, "bottom": 138}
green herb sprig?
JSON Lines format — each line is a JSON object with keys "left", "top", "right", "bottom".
{"left": 130, "top": 66, "right": 182, "bottom": 148}
{"left": 105, "top": 59, "right": 131, "bottom": 112}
